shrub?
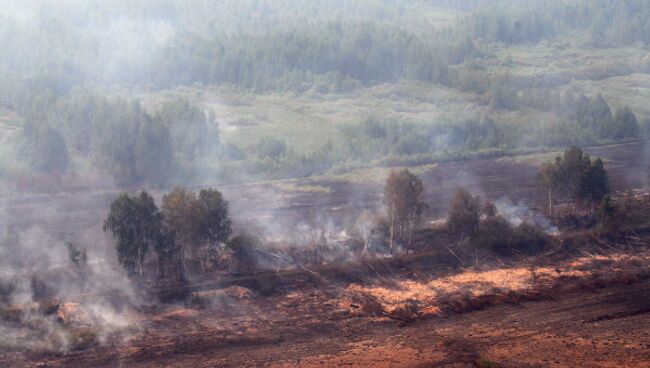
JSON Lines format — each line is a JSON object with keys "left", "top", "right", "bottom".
{"left": 473, "top": 217, "right": 549, "bottom": 256}
{"left": 448, "top": 188, "right": 481, "bottom": 238}
{"left": 472, "top": 216, "right": 512, "bottom": 254}
{"left": 226, "top": 234, "right": 261, "bottom": 271}
{"left": 511, "top": 223, "right": 549, "bottom": 255}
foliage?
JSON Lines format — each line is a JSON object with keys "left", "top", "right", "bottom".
{"left": 158, "top": 98, "right": 219, "bottom": 160}
{"left": 612, "top": 107, "right": 640, "bottom": 140}
{"left": 149, "top": 22, "right": 479, "bottom": 90}
{"left": 162, "top": 187, "right": 202, "bottom": 278}
{"left": 538, "top": 147, "right": 609, "bottom": 211}
{"left": 473, "top": 216, "right": 549, "bottom": 256}
{"left": 447, "top": 187, "right": 481, "bottom": 238}
{"left": 18, "top": 91, "right": 177, "bottom": 186}
{"left": 384, "top": 169, "right": 426, "bottom": 253}
{"left": 198, "top": 188, "right": 232, "bottom": 247}
{"left": 226, "top": 234, "right": 260, "bottom": 271}
{"left": 0, "top": 0, "right": 647, "bottom": 187}
{"left": 103, "top": 191, "right": 164, "bottom": 277}
{"left": 160, "top": 187, "right": 233, "bottom": 277}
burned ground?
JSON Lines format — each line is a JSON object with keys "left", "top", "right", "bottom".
{"left": 4, "top": 242, "right": 649, "bottom": 367}
{"left": 1, "top": 141, "right": 650, "bottom": 367}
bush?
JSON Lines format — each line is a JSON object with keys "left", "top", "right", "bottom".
{"left": 226, "top": 234, "right": 261, "bottom": 271}
{"left": 473, "top": 217, "right": 549, "bottom": 256}
{"left": 448, "top": 188, "right": 481, "bottom": 238}
{"left": 472, "top": 216, "right": 512, "bottom": 254}
{"left": 511, "top": 223, "right": 549, "bottom": 255}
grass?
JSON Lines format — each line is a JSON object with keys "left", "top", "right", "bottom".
{"left": 491, "top": 41, "right": 648, "bottom": 77}
{"left": 570, "top": 73, "right": 650, "bottom": 118}
{"left": 312, "top": 163, "right": 439, "bottom": 185}
{"left": 273, "top": 181, "right": 332, "bottom": 193}
{"left": 129, "top": 43, "right": 650, "bottom": 164}
{"left": 496, "top": 151, "right": 561, "bottom": 166}
{"left": 132, "top": 81, "right": 486, "bottom": 153}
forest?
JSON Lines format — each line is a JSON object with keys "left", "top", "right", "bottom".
{"left": 1, "top": 0, "right": 649, "bottom": 187}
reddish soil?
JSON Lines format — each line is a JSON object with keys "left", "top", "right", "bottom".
{"left": 4, "top": 246, "right": 648, "bottom": 368}
{"left": 10, "top": 273, "right": 650, "bottom": 367}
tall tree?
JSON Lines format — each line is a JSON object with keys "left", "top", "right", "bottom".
{"left": 162, "top": 187, "right": 202, "bottom": 280}
{"left": 447, "top": 187, "right": 481, "bottom": 240}
{"left": 104, "top": 191, "right": 163, "bottom": 277}
{"left": 612, "top": 106, "right": 639, "bottom": 139}
{"left": 537, "top": 157, "right": 562, "bottom": 216}
{"left": 197, "top": 188, "right": 232, "bottom": 273}
{"left": 582, "top": 157, "right": 609, "bottom": 209}
{"left": 384, "top": 169, "right": 426, "bottom": 254}
{"left": 538, "top": 147, "right": 609, "bottom": 213}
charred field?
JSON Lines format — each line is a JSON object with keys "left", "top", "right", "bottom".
{"left": 1, "top": 141, "right": 650, "bottom": 367}
{"left": 5, "top": 237, "right": 650, "bottom": 367}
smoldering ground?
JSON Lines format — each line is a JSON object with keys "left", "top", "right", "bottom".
{"left": 0, "top": 208, "right": 142, "bottom": 354}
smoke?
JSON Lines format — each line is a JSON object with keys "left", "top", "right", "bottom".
{"left": 494, "top": 198, "right": 559, "bottom": 235}
{"left": 0, "top": 204, "right": 143, "bottom": 354}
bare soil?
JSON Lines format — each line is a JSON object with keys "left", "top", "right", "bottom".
{"left": 5, "top": 247, "right": 649, "bottom": 368}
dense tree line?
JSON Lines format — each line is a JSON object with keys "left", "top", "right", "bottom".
{"left": 12, "top": 91, "right": 220, "bottom": 186}
{"left": 148, "top": 22, "right": 479, "bottom": 90}
{"left": 458, "top": 0, "right": 650, "bottom": 46}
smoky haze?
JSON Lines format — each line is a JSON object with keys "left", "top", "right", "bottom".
{"left": 0, "top": 0, "right": 649, "bottom": 360}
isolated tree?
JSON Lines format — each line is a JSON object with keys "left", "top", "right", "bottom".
{"left": 384, "top": 169, "right": 426, "bottom": 254}
{"left": 612, "top": 107, "right": 639, "bottom": 139}
{"left": 582, "top": 157, "right": 609, "bottom": 209}
{"left": 537, "top": 158, "right": 562, "bottom": 216}
{"left": 349, "top": 211, "right": 381, "bottom": 257}
{"left": 162, "top": 187, "right": 202, "bottom": 280}
{"left": 538, "top": 147, "right": 609, "bottom": 213}
{"left": 104, "top": 191, "right": 164, "bottom": 277}
{"left": 560, "top": 147, "right": 592, "bottom": 209}
{"left": 197, "top": 188, "right": 232, "bottom": 273}
{"left": 447, "top": 187, "right": 481, "bottom": 240}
